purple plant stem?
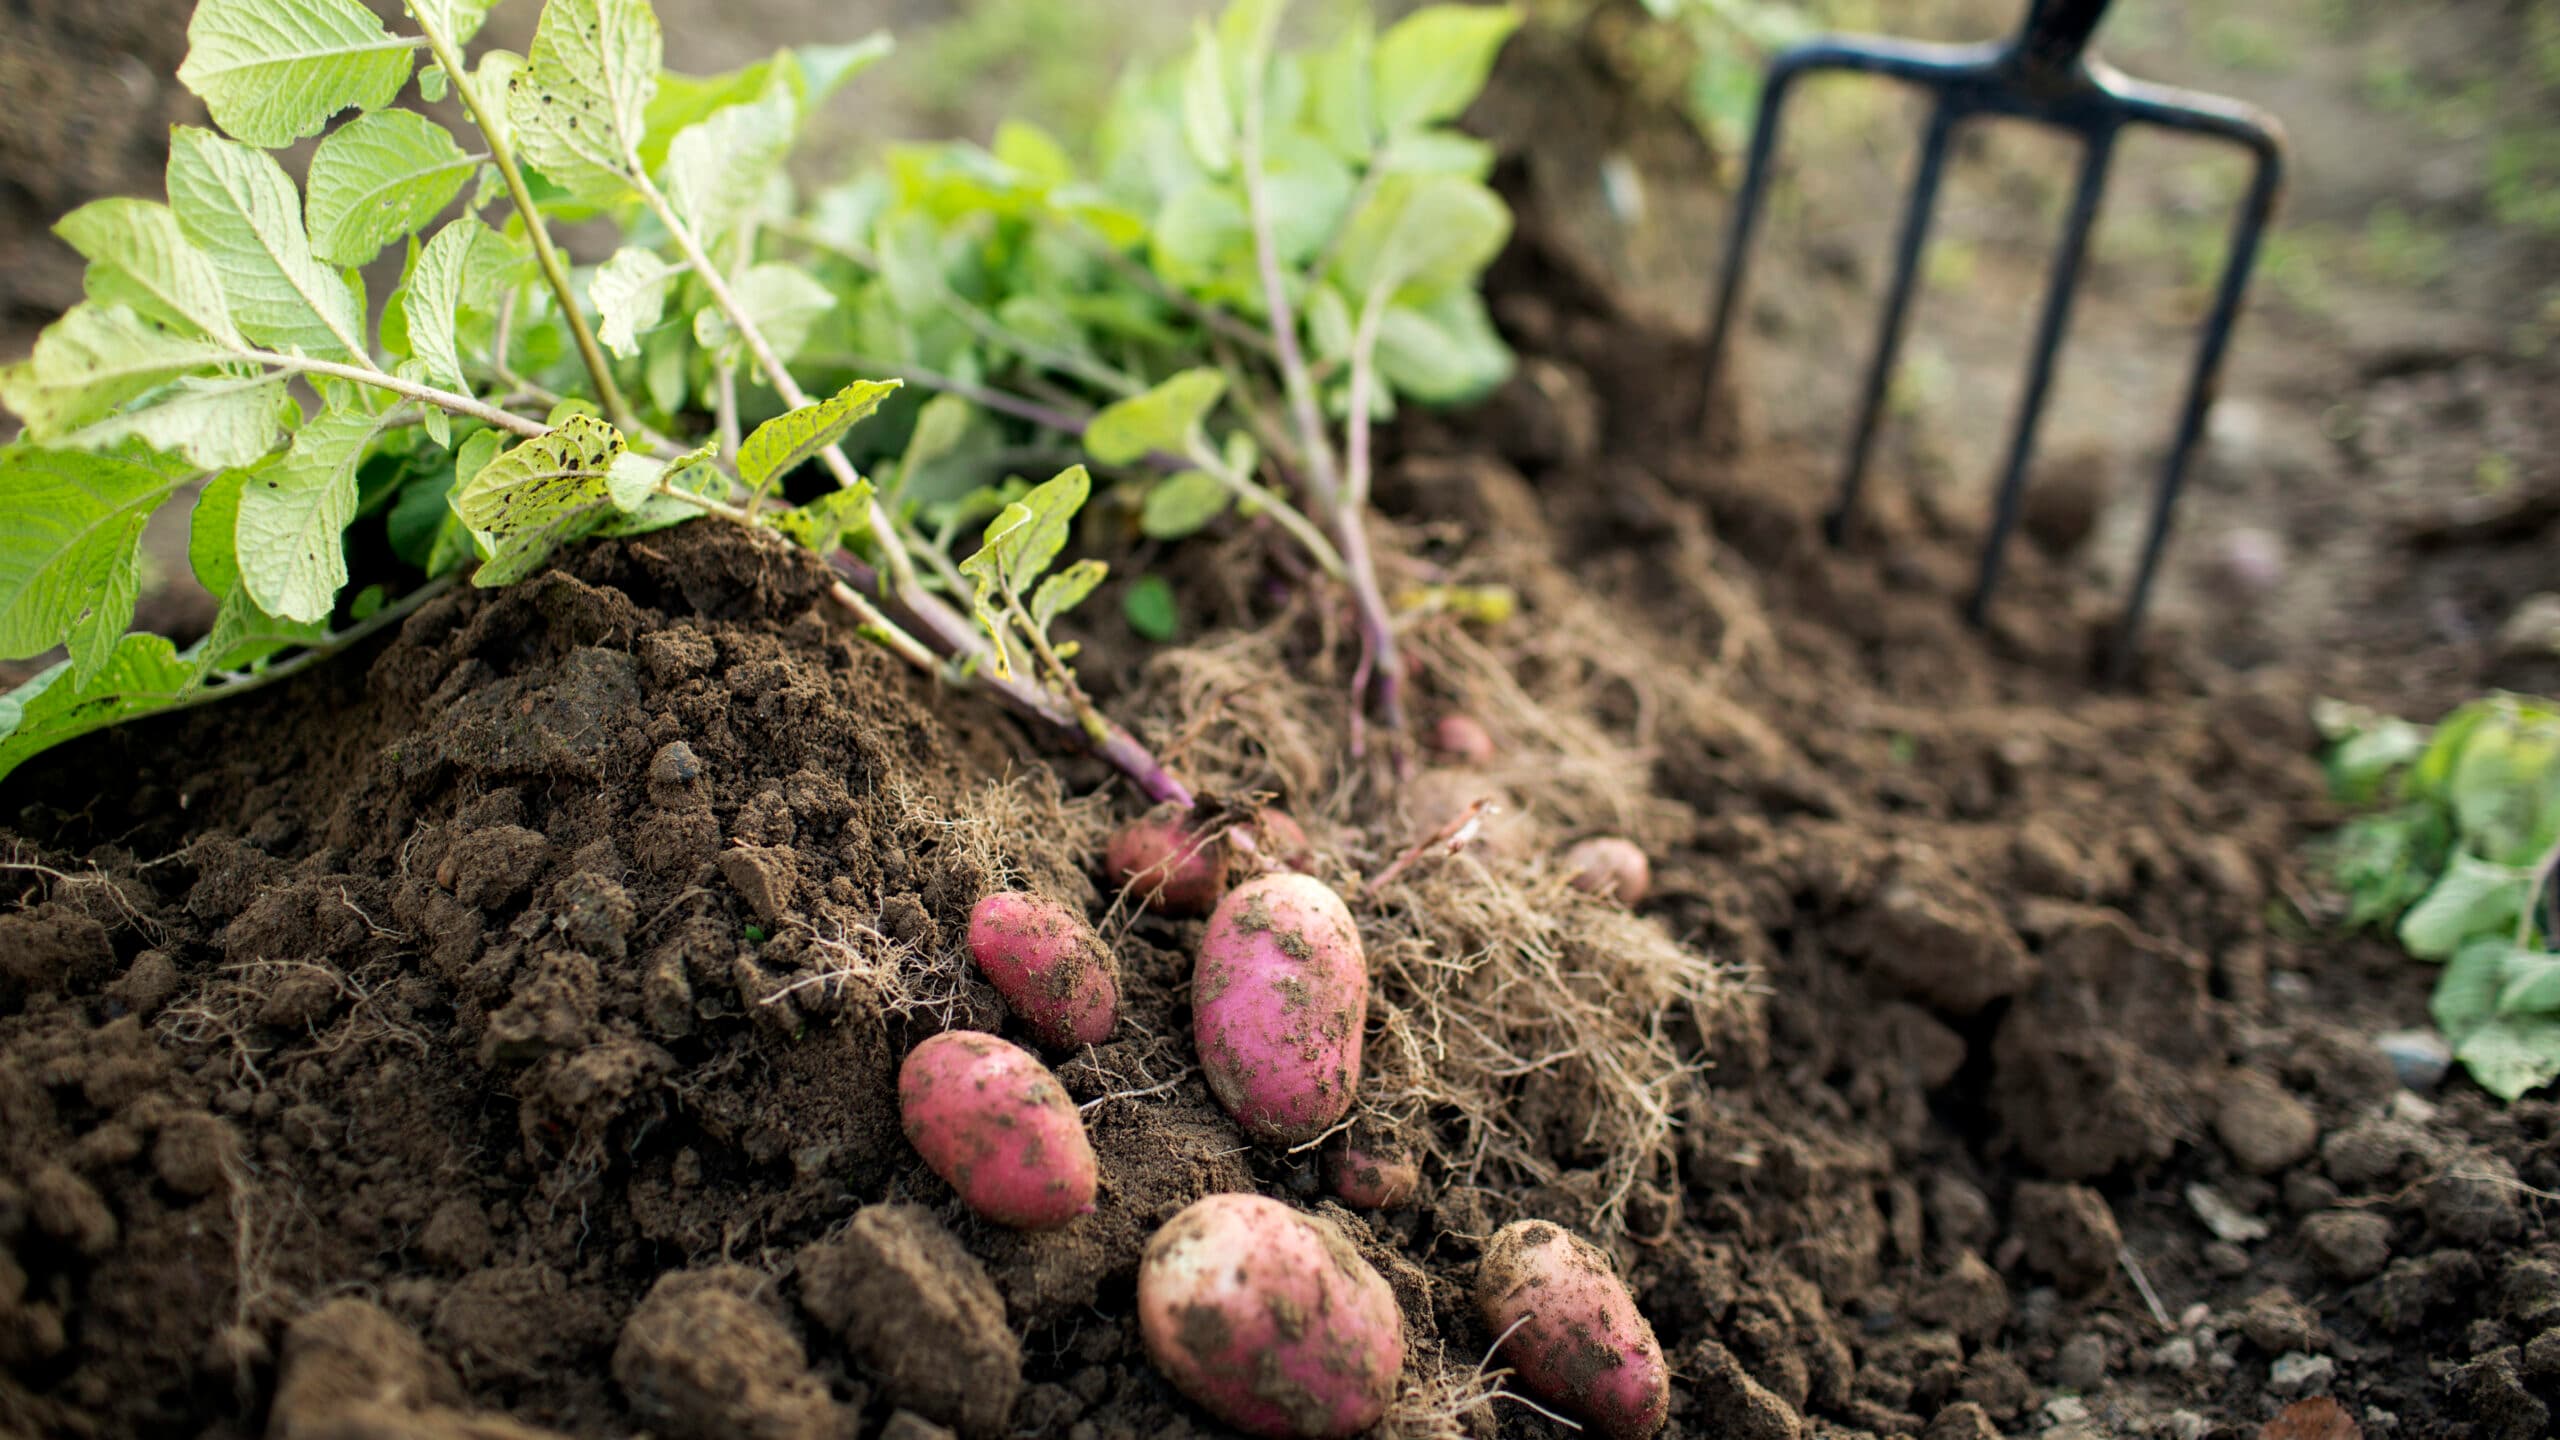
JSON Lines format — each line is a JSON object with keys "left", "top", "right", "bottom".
{"left": 829, "top": 552, "right": 1196, "bottom": 809}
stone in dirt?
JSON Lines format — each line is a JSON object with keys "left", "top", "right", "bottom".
{"left": 2423, "top": 1151, "right": 2525, "bottom": 1245}
{"left": 2238, "top": 1287, "right": 2324, "bottom": 1355}
{"left": 1924, "top": 1400, "right": 2002, "bottom": 1440}
{"left": 796, "top": 1205, "right": 1023, "bottom": 1439}
{"left": 2299, "top": 1210, "right": 2394, "bottom": 1281}
{"left": 1915, "top": 1250, "right": 2013, "bottom": 1343}
{"left": 2215, "top": 1070, "right": 2321, "bottom": 1174}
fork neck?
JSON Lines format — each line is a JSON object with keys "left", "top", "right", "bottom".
{"left": 2013, "top": 0, "right": 2112, "bottom": 79}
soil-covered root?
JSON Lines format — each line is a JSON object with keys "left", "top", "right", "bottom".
{"left": 1363, "top": 860, "right": 1743, "bottom": 1238}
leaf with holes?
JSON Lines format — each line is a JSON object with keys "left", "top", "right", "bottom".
{"left": 737, "top": 379, "right": 900, "bottom": 495}
{"left": 452, "top": 415, "right": 629, "bottom": 585}
{"left": 508, "top": 0, "right": 662, "bottom": 201}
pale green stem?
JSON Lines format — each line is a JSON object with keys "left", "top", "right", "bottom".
{"left": 411, "top": 8, "right": 634, "bottom": 432}
{"left": 1184, "top": 435, "right": 1347, "bottom": 580}
{"left": 625, "top": 161, "right": 923, "bottom": 599}
{"left": 237, "top": 348, "right": 547, "bottom": 438}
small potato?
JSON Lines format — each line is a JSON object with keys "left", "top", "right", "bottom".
{"left": 966, "top": 892, "right": 1118, "bottom": 1050}
{"left": 1195, "top": 875, "right": 1367, "bottom": 1145}
{"left": 1325, "top": 1145, "right": 1420, "bottom": 1211}
{"left": 1234, "top": 807, "right": 1314, "bottom": 872}
{"left": 898, "top": 1031, "right": 1097, "bottom": 1230}
{"left": 1562, "top": 837, "right": 1650, "bottom": 906}
{"left": 1430, "top": 714, "right": 1497, "bottom": 764}
{"left": 1106, "top": 811, "right": 1229, "bottom": 915}
{"left": 1475, "top": 1220, "right": 1668, "bottom": 1440}
{"left": 1138, "top": 1194, "right": 1404, "bottom": 1438}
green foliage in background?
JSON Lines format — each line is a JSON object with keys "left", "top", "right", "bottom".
{"left": 2320, "top": 694, "right": 2560, "bottom": 1100}
{"left": 0, "top": 0, "right": 1525, "bottom": 793}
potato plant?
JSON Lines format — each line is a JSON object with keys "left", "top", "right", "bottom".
{"left": 0, "top": 0, "right": 1526, "bottom": 792}
{"left": 2320, "top": 693, "right": 2560, "bottom": 1098}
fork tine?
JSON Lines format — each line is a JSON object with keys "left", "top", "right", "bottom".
{"left": 1701, "top": 64, "right": 1811, "bottom": 407}
{"left": 1966, "top": 123, "right": 2117, "bottom": 623}
{"left": 1830, "top": 97, "right": 1960, "bottom": 545}
{"left": 2109, "top": 102, "right": 2287, "bottom": 678}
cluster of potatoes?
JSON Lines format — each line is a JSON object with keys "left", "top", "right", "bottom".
{"left": 899, "top": 790, "right": 1669, "bottom": 1439}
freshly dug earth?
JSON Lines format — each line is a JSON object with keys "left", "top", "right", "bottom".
{"left": 8, "top": 110, "right": 2560, "bottom": 1440}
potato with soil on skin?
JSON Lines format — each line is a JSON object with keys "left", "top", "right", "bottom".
{"left": 1563, "top": 836, "right": 1650, "bottom": 906}
{"left": 1194, "top": 874, "right": 1367, "bottom": 1145}
{"left": 965, "top": 892, "right": 1118, "bottom": 1051}
{"left": 898, "top": 1031, "right": 1098, "bottom": 1230}
{"left": 1137, "top": 1193, "right": 1405, "bottom": 1438}
{"left": 1233, "top": 807, "right": 1314, "bottom": 872}
{"left": 1105, "top": 810, "right": 1229, "bottom": 915}
{"left": 1324, "top": 1143, "right": 1420, "bottom": 1210}
{"left": 1475, "top": 1219, "right": 1669, "bottom": 1440}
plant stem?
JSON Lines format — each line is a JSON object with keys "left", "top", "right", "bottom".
{"left": 630, "top": 162, "right": 1192, "bottom": 808}
{"left": 832, "top": 354, "right": 1096, "bottom": 435}
{"left": 1067, "top": 226, "right": 1278, "bottom": 357}
{"left": 1337, "top": 281, "right": 1408, "bottom": 736}
{"left": 1002, "top": 585, "right": 1112, "bottom": 746}
{"left": 825, "top": 580, "right": 942, "bottom": 672}
{"left": 411, "top": 11, "right": 634, "bottom": 432}
{"left": 194, "top": 576, "right": 455, "bottom": 701}
{"left": 1186, "top": 436, "right": 1348, "bottom": 580}
{"left": 238, "top": 348, "right": 548, "bottom": 438}
{"left": 828, "top": 553, "right": 1195, "bottom": 807}
{"left": 627, "top": 163, "right": 924, "bottom": 599}
{"left": 1238, "top": 53, "right": 1406, "bottom": 737}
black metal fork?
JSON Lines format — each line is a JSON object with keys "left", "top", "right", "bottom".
{"left": 1700, "top": 0, "right": 2287, "bottom": 674}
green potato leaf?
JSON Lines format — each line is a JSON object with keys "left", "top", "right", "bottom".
{"left": 305, "top": 111, "right": 478, "bottom": 268}
{"left": 0, "top": 633, "right": 196, "bottom": 785}
{"left": 591, "top": 246, "right": 680, "bottom": 358}
{"left": 167, "top": 127, "right": 370, "bottom": 361}
{"left": 1084, "top": 368, "right": 1226, "bottom": 465}
{"left": 178, "top": 0, "right": 417, "bottom": 149}
{"left": 1372, "top": 3, "right": 1522, "bottom": 138}
{"left": 508, "top": 0, "right": 662, "bottom": 202}
{"left": 453, "top": 415, "right": 630, "bottom": 585}
{"left": 0, "top": 446, "right": 195, "bottom": 679}
{"left": 1140, "top": 469, "right": 1232, "bottom": 539}
{"left": 2399, "top": 850, "right": 2535, "bottom": 960}
{"left": 737, "top": 379, "right": 901, "bottom": 495}
{"left": 55, "top": 199, "right": 242, "bottom": 346}
{"left": 0, "top": 304, "right": 239, "bottom": 436}
{"left": 236, "top": 401, "right": 395, "bottom": 622}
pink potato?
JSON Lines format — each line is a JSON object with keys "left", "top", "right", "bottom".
{"left": 1234, "top": 807, "right": 1314, "bottom": 872}
{"left": 1194, "top": 874, "right": 1367, "bottom": 1145}
{"left": 1325, "top": 1145, "right": 1420, "bottom": 1211}
{"left": 1562, "top": 837, "right": 1651, "bottom": 906}
{"left": 1430, "top": 714, "right": 1497, "bottom": 764}
{"left": 898, "top": 1031, "right": 1097, "bottom": 1230}
{"left": 1106, "top": 811, "right": 1229, "bottom": 915}
{"left": 1138, "top": 1194, "right": 1405, "bottom": 1438}
{"left": 1475, "top": 1220, "right": 1669, "bottom": 1440}
{"left": 966, "top": 892, "right": 1118, "bottom": 1050}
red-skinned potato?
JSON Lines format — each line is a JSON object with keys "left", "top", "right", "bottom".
{"left": 1106, "top": 811, "right": 1228, "bottom": 915}
{"left": 1138, "top": 1194, "right": 1405, "bottom": 1438}
{"left": 966, "top": 892, "right": 1118, "bottom": 1050}
{"left": 1430, "top": 714, "right": 1497, "bottom": 764}
{"left": 1195, "top": 874, "right": 1366, "bottom": 1145}
{"left": 898, "top": 1031, "right": 1097, "bottom": 1230}
{"left": 1325, "top": 1144, "right": 1420, "bottom": 1210}
{"left": 1475, "top": 1220, "right": 1668, "bottom": 1440}
{"left": 1563, "top": 837, "right": 1651, "bottom": 906}
{"left": 1234, "top": 807, "right": 1313, "bottom": 872}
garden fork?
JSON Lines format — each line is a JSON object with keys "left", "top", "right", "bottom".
{"left": 1700, "top": 0, "right": 2287, "bottom": 674}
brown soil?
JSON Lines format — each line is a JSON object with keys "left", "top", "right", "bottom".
{"left": 9, "top": 5, "right": 2560, "bottom": 1440}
